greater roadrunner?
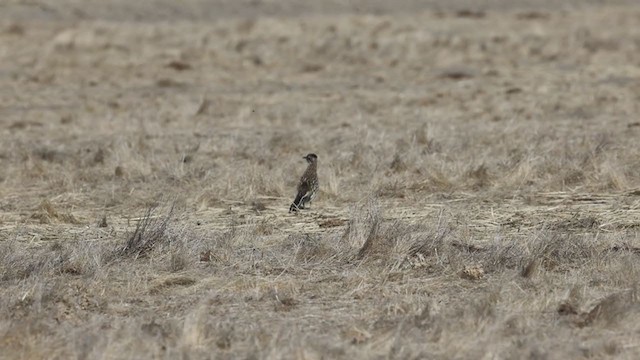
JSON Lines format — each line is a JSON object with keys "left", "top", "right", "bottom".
{"left": 289, "top": 153, "right": 319, "bottom": 212}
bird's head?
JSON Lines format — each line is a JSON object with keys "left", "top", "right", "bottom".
{"left": 303, "top": 153, "right": 318, "bottom": 164}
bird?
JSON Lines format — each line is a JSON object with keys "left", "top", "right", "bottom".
{"left": 289, "top": 153, "right": 319, "bottom": 212}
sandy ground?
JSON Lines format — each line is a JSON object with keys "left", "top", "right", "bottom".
{"left": 1, "top": 0, "right": 640, "bottom": 359}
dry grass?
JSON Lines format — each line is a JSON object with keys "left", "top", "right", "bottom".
{"left": 2, "top": 0, "right": 640, "bottom": 358}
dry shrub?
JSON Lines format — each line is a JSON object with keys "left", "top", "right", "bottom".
{"left": 466, "top": 163, "right": 492, "bottom": 189}
{"left": 351, "top": 203, "right": 452, "bottom": 272}
{"left": 388, "top": 154, "right": 408, "bottom": 174}
{"left": 120, "top": 216, "right": 220, "bottom": 272}
{"left": 527, "top": 232, "right": 596, "bottom": 272}
{"left": 482, "top": 229, "right": 600, "bottom": 275}
{"left": 56, "top": 240, "right": 110, "bottom": 277}
{"left": 520, "top": 258, "right": 539, "bottom": 279}
{"left": 404, "top": 213, "right": 451, "bottom": 261}
{"left": 32, "top": 147, "right": 66, "bottom": 164}
{"left": 470, "top": 290, "right": 501, "bottom": 320}
{"left": 406, "top": 171, "right": 454, "bottom": 193}
{"left": 118, "top": 205, "right": 174, "bottom": 259}
{"left": 560, "top": 289, "right": 640, "bottom": 329}
{"left": 31, "top": 200, "right": 80, "bottom": 224}
{"left": 272, "top": 291, "right": 299, "bottom": 312}
{"left": 579, "top": 289, "right": 640, "bottom": 327}
{"left": 477, "top": 239, "right": 522, "bottom": 274}
{"left": 343, "top": 326, "right": 372, "bottom": 344}
{"left": 294, "top": 234, "right": 337, "bottom": 264}
{"left": 0, "top": 237, "right": 110, "bottom": 283}
{"left": 180, "top": 229, "right": 235, "bottom": 270}
{"left": 355, "top": 210, "right": 382, "bottom": 260}
{"left": 169, "top": 249, "right": 189, "bottom": 272}
{"left": 376, "top": 179, "right": 408, "bottom": 198}
{"left": 149, "top": 276, "right": 197, "bottom": 294}
{"left": 0, "top": 240, "right": 54, "bottom": 281}
{"left": 550, "top": 214, "right": 599, "bottom": 231}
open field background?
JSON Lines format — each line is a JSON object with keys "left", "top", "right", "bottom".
{"left": 2, "top": 0, "right": 640, "bottom": 358}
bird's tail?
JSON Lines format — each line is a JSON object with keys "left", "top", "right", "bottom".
{"left": 289, "top": 194, "right": 303, "bottom": 212}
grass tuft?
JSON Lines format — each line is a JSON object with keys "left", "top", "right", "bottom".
{"left": 118, "top": 205, "right": 175, "bottom": 259}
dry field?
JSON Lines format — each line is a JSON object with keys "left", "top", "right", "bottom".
{"left": 2, "top": 0, "right": 640, "bottom": 358}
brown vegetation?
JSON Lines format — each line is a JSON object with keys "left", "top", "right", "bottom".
{"left": 1, "top": 0, "right": 640, "bottom": 358}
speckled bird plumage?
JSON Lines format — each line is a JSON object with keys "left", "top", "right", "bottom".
{"left": 289, "top": 153, "right": 319, "bottom": 212}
